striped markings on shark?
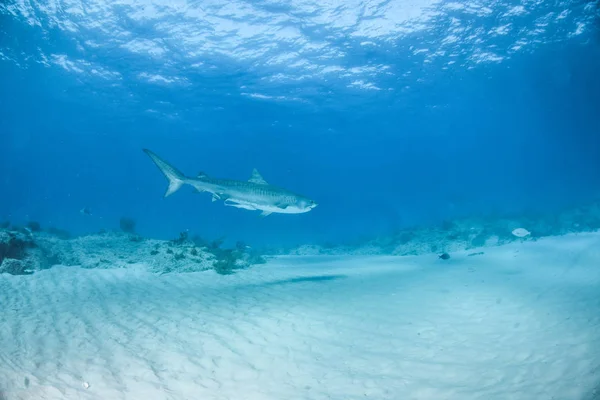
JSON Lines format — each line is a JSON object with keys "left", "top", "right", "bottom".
{"left": 143, "top": 149, "right": 317, "bottom": 217}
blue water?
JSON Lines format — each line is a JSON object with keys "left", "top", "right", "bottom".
{"left": 1, "top": 0, "right": 599, "bottom": 249}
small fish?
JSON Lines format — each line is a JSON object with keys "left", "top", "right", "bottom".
{"left": 511, "top": 228, "right": 531, "bottom": 238}
{"left": 438, "top": 253, "right": 450, "bottom": 260}
{"left": 80, "top": 207, "right": 92, "bottom": 216}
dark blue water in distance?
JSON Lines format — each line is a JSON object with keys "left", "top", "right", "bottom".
{"left": 0, "top": 0, "right": 599, "bottom": 248}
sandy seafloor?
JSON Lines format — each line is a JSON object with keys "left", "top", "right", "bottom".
{"left": 1, "top": 232, "right": 599, "bottom": 400}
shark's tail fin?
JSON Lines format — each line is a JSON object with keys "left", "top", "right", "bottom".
{"left": 143, "top": 149, "right": 187, "bottom": 197}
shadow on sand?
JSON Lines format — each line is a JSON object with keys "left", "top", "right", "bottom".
{"left": 263, "top": 274, "right": 347, "bottom": 286}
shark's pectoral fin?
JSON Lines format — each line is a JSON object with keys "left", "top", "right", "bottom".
{"left": 224, "top": 199, "right": 256, "bottom": 210}
{"left": 260, "top": 211, "right": 272, "bottom": 217}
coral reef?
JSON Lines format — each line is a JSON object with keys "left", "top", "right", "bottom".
{"left": 211, "top": 247, "right": 266, "bottom": 275}
{"left": 4, "top": 199, "right": 600, "bottom": 275}
{"left": 119, "top": 217, "right": 136, "bottom": 234}
{"left": 26, "top": 221, "right": 41, "bottom": 232}
{"left": 287, "top": 200, "right": 600, "bottom": 256}
{"left": 0, "top": 231, "right": 33, "bottom": 260}
{"left": 0, "top": 230, "right": 41, "bottom": 274}
{"left": 0, "top": 227, "right": 265, "bottom": 276}
{"left": 0, "top": 258, "right": 30, "bottom": 275}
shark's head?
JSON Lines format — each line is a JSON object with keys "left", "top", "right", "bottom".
{"left": 291, "top": 197, "right": 318, "bottom": 213}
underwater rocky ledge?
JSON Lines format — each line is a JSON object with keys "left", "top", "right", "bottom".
{"left": 2, "top": 201, "right": 600, "bottom": 276}
{"left": 0, "top": 227, "right": 267, "bottom": 276}
{"left": 285, "top": 201, "right": 600, "bottom": 256}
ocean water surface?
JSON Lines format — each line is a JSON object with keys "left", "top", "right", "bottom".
{"left": 1, "top": 0, "right": 600, "bottom": 399}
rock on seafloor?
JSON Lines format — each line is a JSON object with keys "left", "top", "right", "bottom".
{"left": 0, "top": 230, "right": 261, "bottom": 276}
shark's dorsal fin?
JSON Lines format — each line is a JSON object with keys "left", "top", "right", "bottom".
{"left": 248, "top": 168, "right": 268, "bottom": 185}
{"left": 197, "top": 171, "right": 208, "bottom": 179}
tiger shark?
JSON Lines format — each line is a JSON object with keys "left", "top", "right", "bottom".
{"left": 143, "top": 149, "right": 317, "bottom": 217}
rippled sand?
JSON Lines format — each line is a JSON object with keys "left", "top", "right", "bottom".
{"left": 1, "top": 233, "right": 599, "bottom": 400}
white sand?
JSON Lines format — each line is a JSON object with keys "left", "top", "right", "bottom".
{"left": 1, "top": 233, "right": 600, "bottom": 400}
